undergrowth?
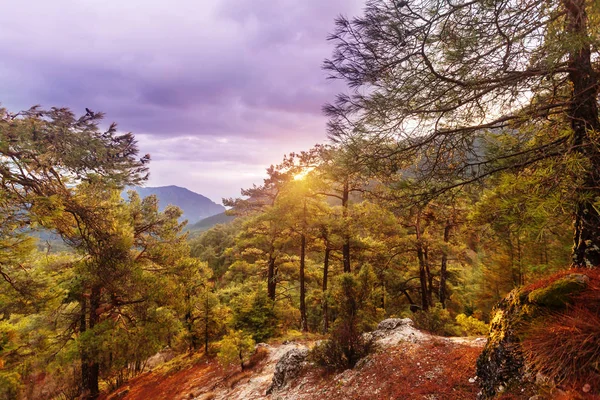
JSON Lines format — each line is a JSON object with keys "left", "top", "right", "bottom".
{"left": 521, "top": 268, "right": 600, "bottom": 394}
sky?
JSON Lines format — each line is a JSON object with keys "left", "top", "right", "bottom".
{"left": 0, "top": 0, "right": 364, "bottom": 204}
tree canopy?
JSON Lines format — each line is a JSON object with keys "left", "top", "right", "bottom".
{"left": 324, "top": 0, "right": 600, "bottom": 266}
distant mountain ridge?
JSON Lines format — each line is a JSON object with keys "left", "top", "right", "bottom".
{"left": 186, "top": 212, "right": 236, "bottom": 233}
{"left": 124, "top": 185, "right": 225, "bottom": 224}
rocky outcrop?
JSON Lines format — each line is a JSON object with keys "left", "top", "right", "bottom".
{"left": 476, "top": 273, "right": 590, "bottom": 398}
{"left": 376, "top": 318, "right": 413, "bottom": 330}
{"left": 266, "top": 348, "right": 309, "bottom": 394}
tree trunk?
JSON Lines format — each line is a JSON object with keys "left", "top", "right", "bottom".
{"left": 204, "top": 289, "right": 210, "bottom": 354}
{"left": 267, "top": 244, "right": 277, "bottom": 300}
{"left": 322, "top": 246, "right": 330, "bottom": 333}
{"left": 81, "top": 286, "right": 101, "bottom": 399}
{"left": 564, "top": 0, "right": 600, "bottom": 267}
{"left": 299, "top": 233, "right": 308, "bottom": 332}
{"left": 439, "top": 222, "right": 451, "bottom": 309}
{"left": 185, "top": 292, "right": 198, "bottom": 351}
{"left": 424, "top": 247, "right": 433, "bottom": 307}
{"left": 401, "top": 289, "right": 415, "bottom": 305}
{"left": 342, "top": 179, "right": 351, "bottom": 273}
{"left": 416, "top": 212, "right": 429, "bottom": 311}
{"left": 80, "top": 297, "right": 90, "bottom": 398}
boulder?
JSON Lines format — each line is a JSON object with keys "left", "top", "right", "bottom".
{"left": 476, "top": 273, "right": 591, "bottom": 399}
{"left": 376, "top": 318, "right": 414, "bottom": 330}
{"left": 266, "top": 348, "right": 309, "bottom": 394}
{"left": 528, "top": 274, "right": 588, "bottom": 307}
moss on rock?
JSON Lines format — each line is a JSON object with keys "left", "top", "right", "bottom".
{"left": 476, "top": 273, "right": 592, "bottom": 399}
{"left": 527, "top": 274, "right": 589, "bottom": 307}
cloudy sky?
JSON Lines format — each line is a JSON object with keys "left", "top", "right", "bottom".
{"left": 0, "top": 0, "right": 364, "bottom": 203}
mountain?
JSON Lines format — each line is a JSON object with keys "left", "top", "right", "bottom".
{"left": 124, "top": 185, "right": 225, "bottom": 224}
{"left": 186, "top": 212, "right": 236, "bottom": 233}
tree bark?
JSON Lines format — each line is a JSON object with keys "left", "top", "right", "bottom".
{"left": 415, "top": 212, "right": 429, "bottom": 311}
{"left": 439, "top": 222, "right": 451, "bottom": 309}
{"left": 322, "top": 246, "right": 330, "bottom": 333}
{"left": 299, "top": 233, "right": 308, "bottom": 332}
{"left": 204, "top": 289, "right": 210, "bottom": 354}
{"left": 564, "top": 0, "right": 600, "bottom": 267}
{"left": 80, "top": 297, "right": 90, "bottom": 398}
{"left": 81, "top": 286, "right": 101, "bottom": 399}
{"left": 267, "top": 244, "right": 277, "bottom": 300}
{"left": 342, "top": 179, "right": 351, "bottom": 273}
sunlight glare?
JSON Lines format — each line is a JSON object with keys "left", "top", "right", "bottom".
{"left": 293, "top": 167, "right": 314, "bottom": 181}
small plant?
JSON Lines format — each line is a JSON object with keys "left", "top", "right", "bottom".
{"left": 455, "top": 313, "right": 489, "bottom": 336}
{"left": 310, "top": 268, "right": 378, "bottom": 370}
{"left": 310, "top": 327, "right": 374, "bottom": 371}
{"left": 216, "top": 330, "right": 255, "bottom": 371}
{"left": 412, "top": 304, "right": 461, "bottom": 336}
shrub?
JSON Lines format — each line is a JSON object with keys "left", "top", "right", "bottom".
{"left": 231, "top": 289, "right": 277, "bottom": 343}
{"left": 455, "top": 314, "right": 489, "bottom": 336}
{"left": 0, "top": 371, "right": 21, "bottom": 400}
{"left": 310, "top": 326, "right": 374, "bottom": 371}
{"left": 310, "top": 268, "right": 378, "bottom": 370}
{"left": 216, "top": 330, "right": 255, "bottom": 371}
{"left": 412, "top": 304, "right": 461, "bottom": 336}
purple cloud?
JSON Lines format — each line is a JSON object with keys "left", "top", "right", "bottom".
{"left": 0, "top": 0, "right": 364, "bottom": 202}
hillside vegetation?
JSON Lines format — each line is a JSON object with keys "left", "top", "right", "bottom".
{"left": 2, "top": 0, "right": 600, "bottom": 399}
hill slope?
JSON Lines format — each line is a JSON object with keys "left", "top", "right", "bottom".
{"left": 101, "top": 319, "right": 485, "bottom": 400}
{"left": 186, "top": 212, "right": 236, "bottom": 233}
{"left": 124, "top": 186, "right": 225, "bottom": 224}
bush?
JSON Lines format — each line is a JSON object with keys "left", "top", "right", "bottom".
{"left": 0, "top": 370, "right": 21, "bottom": 400}
{"left": 216, "top": 330, "right": 255, "bottom": 371}
{"left": 231, "top": 289, "right": 277, "bottom": 343}
{"left": 455, "top": 314, "right": 489, "bottom": 336}
{"left": 310, "top": 268, "right": 378, "bottom": 370}
{"left": 310, "top": 326, "right": 374, "bottom": 371}
{"left": 412, "top": 304, "right": 461, "bottom": 336}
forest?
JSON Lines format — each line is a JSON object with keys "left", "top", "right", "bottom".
{"left": 1, "top": 0, "right": 599, "bottom": 399}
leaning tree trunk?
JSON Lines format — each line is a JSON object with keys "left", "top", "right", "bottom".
{"left": 565, "top": 0, "right": 600, "bottom": 268}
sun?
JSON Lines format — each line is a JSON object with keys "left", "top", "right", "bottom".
{"left": 293, "top": 167, "right": 314, "bottom": 181}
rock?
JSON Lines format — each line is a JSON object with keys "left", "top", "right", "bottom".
{"left": 145, "top": 347, "right": 175, "bottom": 370}
{"left": 476, "top": 289, "right": 533, "bottom": 399}
{"left": 266, "top": 348, "right": 309, "bottom": 394}
{"left": 376, "top": 318, "right": 414, "bottom": 330}
{"left": 477, "top": 273, "right": 592, "bottom": 399}
{"left": 528, "top": 274, "right": 589, "bottom": 307}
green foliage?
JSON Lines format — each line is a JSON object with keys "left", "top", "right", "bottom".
{"left": 0, "top": 370, "right": 21, "bottom": 400}
{"left": 231, "top": 289, "right": 277, "bottom": 343}
{"left": 189, "top": 220, "right": 241, "bottom": 279}
{"left": 311, "top": 267, "right": 379, "bottom": 370}
{"left": 216, "top": 330, "right": 255, "bottom": 370}
{"left": 455, "top": 314, "right": 489, "bottom": 336}
{"left": 412, "top": 304, "right": 461, "bottom": 337}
